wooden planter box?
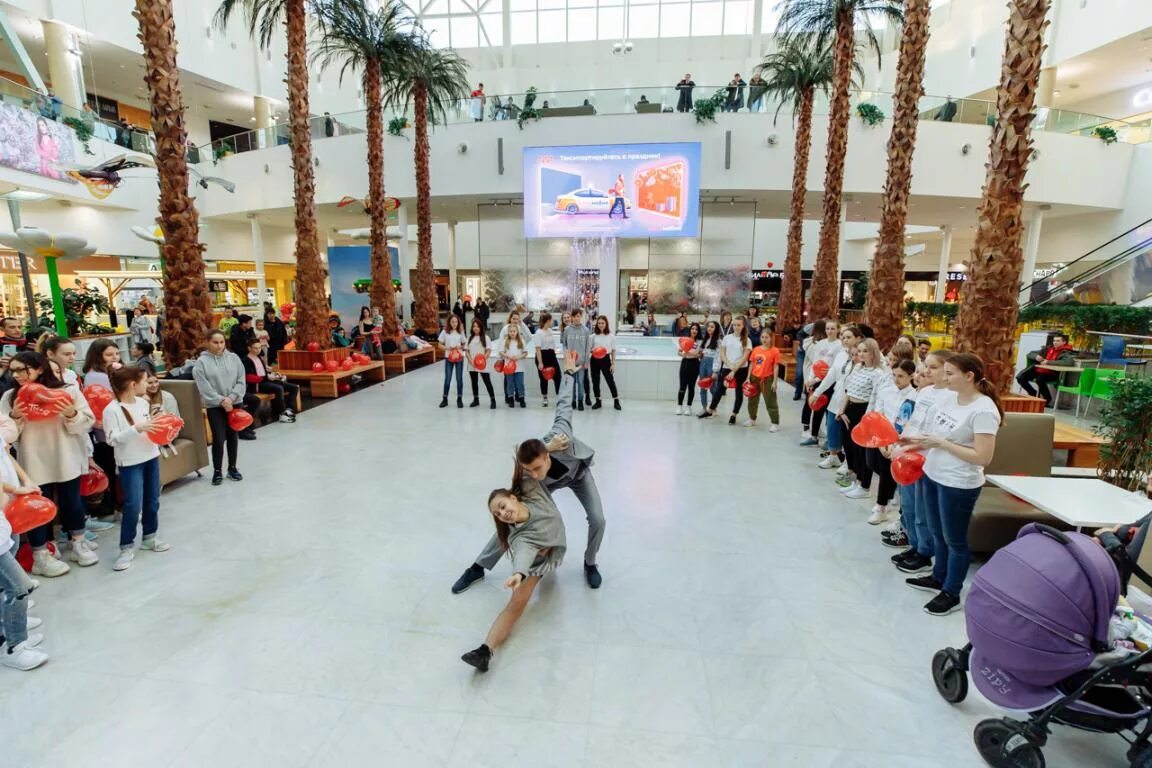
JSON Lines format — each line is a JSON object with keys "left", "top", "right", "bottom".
{"left": 277, "top": 346, "right": 352, "bottom": 372}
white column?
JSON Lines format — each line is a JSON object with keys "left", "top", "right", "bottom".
{"left": 1037, "top": 67, "right": 1057, "bottom": 109}
{"left": 447, "top": 220, "right": 458, "bottom": 305}
{"left": 750, "top": 0, "right": 764, "bottom": 59}
{"left": 935, "top": 225, "right": 953, "bottom": 302}
{"left": 254, "top": 95, "right": 274, "bottom": 149}
{"left": 599, "top": 239, "right": 619, "bottom": 327}
{"left": 248, "top": 214, "right": 266, "bottom": 304}
{"left": 397, "top": 203, "right": 412, "bottom": 323}
{"left": 836, "top": 199, "right": 847, "bottom": 292}
{"left": 41, "top": 20, "right": 86, "bottom": 111}
{"left": 1019, "top": 205, "right": 1048, "bottom": 305}
{"left": 502, "top": 0, "right": 512, "bottom": 69}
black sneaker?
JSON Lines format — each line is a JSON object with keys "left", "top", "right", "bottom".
{"left": 239, "top": 429, "right": 257, "bottom": 441}
{"left": 457, "top": 398, "right": 464, "bottom": 409}
{"left": 591, "top": 400, "right": 602, "bottom": 410}
{"left": 439, "top": 398, "right": 449, "bottom": 408}
{"left": 924, "top": 591, "right": 962, "bottom": 617}
{"left": 613, "top": 399, "right": 621, "bottom": 411}
{"left": 461, "top": 643, "right": 492, "bottom": 672}
{"left": 490, "top": 399, "right": 497, "bottom": 409}
{"left": 584, "top": 564, "right": 602, "bottom": 589}
{"left": 211, "top": 471, "right": 223, "bottom": 486}
{"left": 890, "top": 547, "right": 917, "bottom": 564}
{"left": 451, "top": 563, "right": 485, "bottom": 594}
{"left": 698, "top": 411, "right": 713, "bottom": 419}
{"left": 906, "top": 575, "right": 943, "bottom": 593}
{"left": 896, "top": 553, "right": 934, "bottom": 574}
{"left": 881, "top": 530, "right": 909, "bottom": 549}
{"left": 728, "top": 415, "right": 737, "bottom": 425}
{"left": 227, "top": 468, "right": 243, "bottom": 482}
{"left": 469, "top": 398, "right": 479, "bottom": 408}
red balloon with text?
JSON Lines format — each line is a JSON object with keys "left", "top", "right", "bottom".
{"left": 891, "top": 451, "right": 926, "bottom": 485}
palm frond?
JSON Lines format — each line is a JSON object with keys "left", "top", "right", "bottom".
{"left": 311, "top": 0, "right": 419, "bottom": 87}
{"left": 381, "top": 36, "right": 472, "bottom": 127}
{"left": 213, "top": 0, "right": 290, "bottom": 50}
{"left": 758, "top": 35, "right": 865, "bottom": 124}
{"left": 775, "top": 0, "right": 905, "bottom": 65}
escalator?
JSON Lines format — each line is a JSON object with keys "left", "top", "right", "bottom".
{"left": 1019, "top": 217, "right": 1152, "bottom": 309}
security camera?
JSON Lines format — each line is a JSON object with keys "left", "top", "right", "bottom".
{"left": 624, "top": 41, "right": 633, "bottom": 53}
{"left": 960, "top": 143, "right": 971, "bottom": 156}
{"left": 766, "top": 134, "right": 778, "bottom": 146}
{"left": 457, "top": 142, "right": 469, "bottom": 154}
{"left": 612, "top": 43, "right": 622, "bottom": 54}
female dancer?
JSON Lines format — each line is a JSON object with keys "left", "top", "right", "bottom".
{"left": 0, "top": 351, "right": 96, "bottom": 576}
{"left": 695, "top": 321, "right": 721, "bottom": 416}
{"left": 533, "top": 312, "right": 560, "bottom": 407}
{"left": 589, "top": 315, "right": 621, "bottom": 411}
{"left": 718, "top": 310, "right": 734, "bottom": 336}
{"left": 809, "top": 324, "right": 859, "bottom": 468}
{"left": 82, "top": 339, "right": 122, "bottom": 522}
{"left": 838, "top": 338, "right": 889, "bottom": 501}
{"left": 193, "top": 330, "right": 253, "bottom": 485}
{"left": 675, "top": 322, "right": 702, "bottom": 415}
{"left": 904, "top": 352, "right": 1001, "bottom": 616}
{"left": 38, "top": 335, "right": 79, "bottom": 386}
{"left": 438, "top": 313, "right": 467, "bottom": 409}
{"left": 465, "top": 319, "right": 496, "bottom": 409}
{"left": 866, "top": 359, "right": 917, "bottom": 525}
{"left": 499, "top": 323, "right": 529, "bottom": 408}
{"left": 699, "top": 315, "right": 751, "bottom": 424}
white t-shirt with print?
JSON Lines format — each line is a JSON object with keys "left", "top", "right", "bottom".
{"left": 438, "top": 330, "right": 465, "bottom": 350}
{"left": 902, "top": 386, "right": 949, "bottom": 437}
{"left": 720, "top": 334, "right": 750, "bottom": 369}
{"left": 923, "top": 393, "right": 1001, "bottom": 489}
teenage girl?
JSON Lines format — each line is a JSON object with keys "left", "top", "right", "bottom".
{"left": 696, "top": 321, "right": 721, "bottom": 415}
{"left": 865, "top": 358, "right": 917, "bottom": 525}
{"left": 589, "top": 315, "right": 621, "bottom": 411}
{"left": 0, "top": 442, "right": 47, "bottom": 670}
{"left": 500, "top": 323, "right": 528, "bottom": 408}
{"left": 82, "top": 339, "right": 122, "bottom": 522}
{"left": 809, "top": 324, "right": 859, "bottom": 467}
{"left": 38, "top": 335, "right": 79, "bottom": 386}
{"left": 838, "top": 338, "right": 889, "bottom": 501}
{"left": 744, "top": 323, "right": 781, "bottom": 430}
{"left": 533, "top": 313, "right": 560, "bottom": 407}
{"left": 438, "top": 314, "right": 467, "bottom": 409}
{"left": 904, "top": 353, "right": 1002, "bottom": 617}
{"left": 498, "top": 311, "right": 532, "bottom": 405}
{"left": 102, "top": 366, "right": 171, "bottom": 572}
{"left": 145, "top": 373, "right": 181, "bottom": 418}
{"left": 700, "top": 315, "right": 751, "bottom": 424}
{"left": 193, "top": 330, "right": 251, "bottom": 486}
{"left": 801, "top": 319, "right": 840, "bottom": 446}
{"left": 675, "top": 322, "right": 702, "bottom": 415}
{"left": 0, "top": 351, "right": 97, "bottom": 576}
{"left": 465, "top": 319, "right": 496, "bottom": 409}
{"left": 718, "top": 310, "right": 734, "bottom": 336}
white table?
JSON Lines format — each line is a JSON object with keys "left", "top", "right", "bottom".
{"left": 986, "top": 475, "right": 1151, "bottom": 531}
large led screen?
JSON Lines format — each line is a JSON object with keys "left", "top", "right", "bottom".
{"left": 523, "top": 143, "right": 700, "bottom": 239}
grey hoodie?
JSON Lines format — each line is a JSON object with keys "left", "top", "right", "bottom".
{"left": 192, "top": 350, "right": 246, "bottom": 407}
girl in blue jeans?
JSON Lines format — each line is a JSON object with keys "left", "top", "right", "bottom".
{"left": 102, "top": 366, "right": 171, "bottom": 572}
{"left": 438, "top": 314, "right": 466, "bottom": 408}
{"left": 500, "top": 323, "right": 529, "bottom": 408}
{"left": 905, "top": 353, "right": 1001, "bottom": 617}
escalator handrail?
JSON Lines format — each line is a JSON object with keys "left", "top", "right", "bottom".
{"left": 1019, "top": 216, "right": 1152, "bottom": 293}
{"left": 1022, "top": 235, "right": 1152, "bottom": 309}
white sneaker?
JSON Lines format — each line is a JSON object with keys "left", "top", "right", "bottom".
{"left": 1, "top": 641, "right": 48, "bottom": 671}
{"left": 844, "top": 485, "right": 871, "bottom": 500}
{"left": 769, "top": 425, "right": 779, "bottom": 433}
{"left": 140, "top": 538, "right": 170, "bottom": 553}
{"left": 676, "top": 405, "right": 684, "bottom": 415}
{"left": 867, "top": 505, "right": 889, "bottom": 525}
{"left": 113, "top": 549, "right": 135, "bottom": 572}
{"left": 26, "top": 616, "right": 42, "bottom": 630}
{"left": 743, "top": 419, "right": 755, "bottom": 427}
{"left": 21, "top": 633, "right": 43, "bottom": 649}
{"left": 881, "top": 517, "right": 903, "bottom": 534}
{"left": 800, "top": 430, "right": 811, "bottom": 440}
{"left": 839, "top": 481, "right": 860, "bottom": 495}
{"left": 278, "top": 413, "right": 296, "bottom": 424}
{"left": 835, "top": 463, "right": 852, "bottom": 477}
{"left": 67, "top": 539, "right": 98, "bottom": 567}
{"left": 818, "top": 455, "right": 841, "bottom": 469}
{"left": 31, "top": 550, "right": 69, "bottom": 578}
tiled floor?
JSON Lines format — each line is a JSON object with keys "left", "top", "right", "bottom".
{"left": 3, "top": 366, "right": 1131, "bottom": 767}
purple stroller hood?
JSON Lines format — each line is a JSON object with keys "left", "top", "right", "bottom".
{"left": 965, "top": 524, "right": 1120, "bottom": 704}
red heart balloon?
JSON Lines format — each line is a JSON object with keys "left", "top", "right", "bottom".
{"left": 325, "top": 360, "right": 339, "bottom": 372}
{"left": 4, "top": 493, "right": 57, "bottom": 535}
{"left": 83, "top": 384, "right": 114, "bottom": 420}
{"left": 473, "top": 353, "right": 487, "bottom": 371}
{"left": 311, "top": 362, "right": 324, "bottom": 372}
{"left": 678, "top": 337, "right": 694, "bottom": 353}
{"left": 697, "top": 375, "right": 714, "bottom": 390}
{"left": 811, "top": 394, "right": 829, "bottom": 411}
{"left": 227, "top": 409, "right": 254, "bottom": 432}
{"left": 742, "top": 380, "right": 759, "bottom": 398}
{"left": 79, "top": 465, "right": 109, "bottom": 497}
{"left": 542, "top": 366, "right": 556, "bottom": 381}
{"left": 17, "top": 384, "right": 70, "bottom": 421}
{"left": 724, "top": 374, "right": 737, "bottom": 389}
{"left": 812, "top": 360, "right": 830, "bottom": 379}
{"left": 891, "top": 450, "right": 926, "bottom": 486}
{"left": 447, "top": 349, "right": 464, "bottom": 363}
{"left": 493, "top": 359, "right": 504, "bottom": 374}
{"left": 591, "top": 347, "right": 608, "bottom": 359}
{"left": 338, "top": 382, "right": 351, "bottom": 394}
{"left": 147, "top": 413, "right": 184, "bottom": 445}
{"left": 503, "top": 359, "right": 518, "bottom": 375}
{"left": 851, "top": 411, "right": 901, "bottom": 448}
{"left": 307, "top": 342, "right": 320, "bottom": 352}
{"left": 341, "top": 358, "right": 356, "bottom": 370}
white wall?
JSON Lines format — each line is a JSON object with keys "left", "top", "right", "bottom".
{"left": 1048, "top": 0, "right": 1152, "bottom": 64}
{"left": 1062, "top": 82, "right": 1152, "bottom": 122}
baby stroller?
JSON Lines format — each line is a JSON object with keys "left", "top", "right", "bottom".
{"left": 932, "top": 522, "right": 1152, "bottom": 768}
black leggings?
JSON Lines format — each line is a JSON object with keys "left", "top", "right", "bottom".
{"left": 842, "top": 401, "right": 870, "bottom": 487}
{"left": 677, "top": 358, "right": 700, "bottom": 405}
{"left": 591, "top": 356, "right": 618, "bottom": 401}
{"left": 710, "top": 366, "right": 749, "bottom": 414}
{"left": 206, "top": 404, "right": 255, "bottom": 472}
{"left": 257, "top": 380, "right": 300, "bottom": 417}
{"left": 537, "top": 349, "right": 560, "bottom": 396}
{"left": 469, "top": 371, "right": 495, "bottom": 400}
{"left": 808, "top": 384, "right": 832, "bottom": 440}
{"left": 866, "top": 447, "right": 897, "bottom": 506}
{"left": 90, "top": 440, "right": 119, "bottom": 518}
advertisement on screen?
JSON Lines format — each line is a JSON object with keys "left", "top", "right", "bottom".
{"left": 523, "top": 142, "right": 700, "bottom": 239}
{"left": 0, "top": 101, "right": 77, "bottom": 182}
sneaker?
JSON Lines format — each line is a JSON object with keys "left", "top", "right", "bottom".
{"left": 31, "top": 550, "right": 69, "bottom": 578}
{"left": 799, "top": 436, "right": 818, "bottom": 446}
{"left": 140, "top": 538, "right": 170, "bottom": 553}
{"left": 227, "top": 468, "right": 243, "bottom": 482}
{"left": 800, "top": 430, "right": 811, "bottom": 441}
{"left": 113, "top": 549, "right": 135, "bottom": 572}
{"left": 542, "top": 399, "right": 549, "bottom": 408}
{"left": 906, "top": 575, "right": 944, "bottom": 593}
{"left": 238, "top": 429, "right": 257, "bottom": 441}
{"left": 743, "top": 419, "right": 755, "bottom": 427}
{"left": 67, "top": 539, "right": 98, "bottom": 567}
{"left": 882, "top": 530, "right": 910, "bottom": 549}
{"left": 835, "top": 473, "right": 854, "bottom": 488}
{"left": 881, "top": 517, "right": 903, "bottom": 534}
{"left": 839, "top": 481, "right": 860, "bottom": 495}
{"left": 676, "top": 405, "right": 684, "bottom": 415}
{"left": 769, "top": 425, "right": 779, "bottom": 433}
{"left": 461, "top": 643, "right": 492, "bottom": 672}
{"left": 817, "top": 455, "right": 841, "bottom": 469}
{"left": 212, "top": 471, "right": 223, "bottom": 486}
{"left": 26, "top": 616, "right": 42, "bottom": 630}
{"left": 85, "top": 518, "right": 115, "bottom": 533}
{"left": 278, "top": 414, "right": 296, "bottom": 423}
{"left": 867, "top": 505, "right": 889, "bottom": 525}
{"left": 924, "top": 591, "right": 962, "bottom": 617}
{"left": 835, "top": 463, "right": 852, "bottom": 477}
{"left": 897, "top": 553, "right": 934, "bottom": 574}
{"left": 22, "top": 633, "right": 43, "bottom": 649}
{"left": 728, "top": 415, "right": 736, "bottom": 425}
{"left": 698, "top": 411, "right": 714, "bottom": 419}
{"left": 844, "top": 485, "right": 870, "bottom": 500}
{"left": 83, "top": 532, "right": 99, "bottom": 547}
{"left": 451, "top": 563, "right": 485, "bottom": 594}
{"left": 891, "top": 547, "right": 917, "bottom": 564}
{"left": 284, "top": 409, "right": 296, "bottom": 417}
{"left": 584, "top": 564, "right": 602, "bottom": 589}
{"left": 1, "top": 641, "right": 48, "bottom": 671}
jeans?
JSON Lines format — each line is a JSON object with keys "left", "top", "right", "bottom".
{"left": 28, "top": 477, "right": 84, "bottom": 548}
{"left": 442, "top": 359, "right": 464, "bottom": 398}
{"left": 507, "top": 372, "right": 525, "bottom": 400}
{"left": 825, "top": 408, "right": 843, "bottom": 453}
{"left": 0, "top": 549, "right": 33, "bottom": 649}
{"left": 793, "top": 347, "right": 806, "bottom": 399}
{"left": 572, "top": 366, "right": 586, "bottom": 405}
{"left": 119, "top": 457, "right": 161, "bottom": 549}
{"left": 920, "top": 474, "right": 983, "bottom": 595}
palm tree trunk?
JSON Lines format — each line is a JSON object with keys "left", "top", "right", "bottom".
{"left": 807, "top": 7, "right": 855, "bottom": 322}
{"left": 777, "top": 86, "right": 814, "bottom": 333}
{"left": 285, "top": 0, "right": 329, "bottom": 349}
{"left": 364, "top": 59, "right": 399, "bottom": 338}
{"left": 133, "top": 0, "right": 210, "bottom": 367}
{"left": 955, "top": 0, "right": 1051, "bottom": 392}
{"left": 412, "top": 82, "right": 439, "bottom": 335}
{"left": 865, "top": 0, "right": 932, "bottom": 350}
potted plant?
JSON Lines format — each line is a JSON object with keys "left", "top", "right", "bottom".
{"left": 1094, "top": 126, "right": 1119, "bottom": 145}
{"left": 517, "top": 87, "right": 541, "bottom": 130}
{"left": 1096, "top": 376, "right": 1152, "bottom": 491}
{"left": 62, "top": 116, "right": 96, "bottom": 155}
{"left": 692, "top": 89, "right": 726, "bottom": 125}
{"left": 387, "top": 116, "right": 409, "bottom": 137}
{"left": 34, "top": 283, "right": 113, "bottom": 337}
{"left": 856, "top": 102, "right": 885, "bottom": 127}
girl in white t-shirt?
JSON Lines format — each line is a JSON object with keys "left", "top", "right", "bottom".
{"left": 905, "top": 352, "right": 1002, "bottom": 617}
{"left": 696, "top": 321, "right": 722, "bottom": 415}
{"left": 500, "top": 324, "right": 529, "bottom": 408}
{"left": 465, "top": 319, "right": 496, "bottom": 409}
{"left": 589, "top": 315, "right": 621, "bottom": 411}
{"left": 700, "top": 316, "right": 752, "bottom": 424}
{"left": 438, "top": 314, "right": 467, "bottom": 409}
{"left": 532, "top": 313, "right": 560, "bottom": 407}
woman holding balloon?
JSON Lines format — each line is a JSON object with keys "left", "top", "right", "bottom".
{"left": 699, "top": 315, "right": 752, "bottom": 424}
{"left": 498, "top": 323, "right": 529, "bottom": 408}
{"left": 694, "top": 321, "right": 722, "bottom": 416}
{"left": 102, "top": 366, "right": 173, "bottom": 571}
{"left": 838, "top": 338, "right": 889, "bottom": 501}
{"left": 465, "top": 319, "right": 496, "bottom": 409}
{"left": 532, "top": 313, "right": 560, "bottom": 407}
{"left": 862, "top": 358, "right": 917, "bottom": 525}
{"left": 799, "top": 319, "right": 836, "bottom": 445}
{"left": 438, "top": 314, "right": 467, "bottom": 409}
{"left": 675, "top": 322, "right": 702, "bottom": 416}
{"left": 0, "top": 351, "right": 96, "bottom": 576}
{"left": 82, "top": 339, "right": 123, "bottom": 523}
{"left": 589, "top": 316, "right": 621, "bottom": 411}
{"left": 193, "top": 330, "right": 255, "bottom": 486}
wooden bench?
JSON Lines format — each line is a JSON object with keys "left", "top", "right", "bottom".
{"left": 1002, "top": 393, "right": 1047, "bottom": 414}
{"left": 278, "top": 361, "right": 386, "bottom": 398}
{"left": 383, "top": 346, "right": 435, "bottom": 374}
{"left": 1053, "top": 422, "right": 1106, "bottom": 468}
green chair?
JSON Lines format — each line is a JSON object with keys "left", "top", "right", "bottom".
{"left": 1086, "top": 369, "right": 1124, "bottom": 415}
{"left": 1056, "top": 367, "right": 1096, "bottom": 417}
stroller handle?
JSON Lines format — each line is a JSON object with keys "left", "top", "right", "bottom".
{"left": 1033, "top": 523, "right": 1071, "bottom": 545}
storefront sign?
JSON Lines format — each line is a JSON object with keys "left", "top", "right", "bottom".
{"left": 752, "top": 270, "right": 782, "bottom": 280}
{"left": 208, "top": 280, "right": 229, "bottom": 293}
{"left": 947, "top": 271, "right": 968, "bottom": 281}
{"left": 0, "top": 253, "right": 119, "bottom": 275}
{"left": 1033, "top": 264, "right": 1066, "bottom": 280}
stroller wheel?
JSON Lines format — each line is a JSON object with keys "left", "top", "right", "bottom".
{"left": 974, "top": 719, "right": 1045, "bottom": 768}
{"left": 932, "top": 648, "right": 969, "bottom": 704}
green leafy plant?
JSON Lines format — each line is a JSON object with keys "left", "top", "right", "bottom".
{"left": 386, "top": 116, "right": 409, "bottom": 137}
{"left": 692, "top": 89, "right": 726, "bottom": 125}
{"left": 517, "top": 87, "right": 541, "bottom": 130}
{"left": 34, "top": 282, "right": 112, "bottom": 337}
{"left": 1017, "top": 303, "right": 1152, "bottom": 350}
{"left": 1096, "top": 376, "right": 1152, "bottom": 491}
{"left": 212, "top": 140, "right": 235, "bottom": 164}
{"left": 62, "top": 116, "right": 95, "bottom": 155}
{"left": 1094, "top": 126, "right": 1119, "bottom": 145}
{"left": 903, "top": 300, "right": 959, "bottom": 332}
{"left": 856, "top": 102, "right": 885, "bottom": 126}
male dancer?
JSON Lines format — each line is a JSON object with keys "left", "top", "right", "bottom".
{"left": 451, "top": 351, "right": 606, "bottom": 590}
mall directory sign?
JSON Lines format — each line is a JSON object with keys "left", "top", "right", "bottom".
{"left": 523, "top": 142, "right": 701, "bottom": 239}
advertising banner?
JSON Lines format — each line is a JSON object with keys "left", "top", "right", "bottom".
{"left": 0, "top": 101, "right": 77, "bottom": 182}
{"left": 327, "top": 245, "right": 400, "bottom": 330}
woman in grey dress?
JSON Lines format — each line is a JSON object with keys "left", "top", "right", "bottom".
{"left": 461, "top": 475, "right": 567, "bottom": 673}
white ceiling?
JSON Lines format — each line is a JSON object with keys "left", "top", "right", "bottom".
{"left": 1053, "top": 29, "right": 1152, "bottom": 108}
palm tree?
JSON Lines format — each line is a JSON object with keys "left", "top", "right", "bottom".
{"left": 133, "top": 0, "right": 212, "bottom": 366}
{"left": 214, "top": 0, "right": 329, "bottom": 350}
{"left": 778, "top": 0, "right": 904, "bottom": 322}
{"left": 955, "top": 0, "right": 1052, "bottom": 391}
{"left": 312, "top": 0, "right": 414, "bottom": 339}
{"left": 759, "top": 38, "right": 841, "bottom": 333}
{"left": 864, "top": 0, "right": 931, "bottom": 350}
{"left": 383, "top": 39, "right": 470, "bottom": 336}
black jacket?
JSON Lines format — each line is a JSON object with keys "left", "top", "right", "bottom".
{"left": 230, "top": 325, "right": 255, "bottom": 357}
{"left": 265, "top": 318, "right": 289, "bottom": 352}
